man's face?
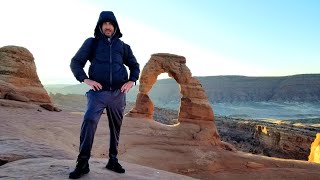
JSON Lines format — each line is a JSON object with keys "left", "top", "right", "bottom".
{"left": 102, "top": 22, "right": 115, "bottom": 37}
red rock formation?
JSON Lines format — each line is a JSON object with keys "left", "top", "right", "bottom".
{"left": 0, "top": 46, "right": 59, "bottom": 111}
{"left": 309, "top": 133, "right": 320, "bottom": 163}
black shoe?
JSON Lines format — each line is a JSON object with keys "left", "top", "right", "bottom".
{"left": 69, "top": 160, "right": 90, "bottom": 179}
{"left": 106, "top": 161, "right": 125, "bottom": 173}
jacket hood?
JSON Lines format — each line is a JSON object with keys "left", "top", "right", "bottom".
{"left": 94, "top": 11, "right": 123, "bottom": 38}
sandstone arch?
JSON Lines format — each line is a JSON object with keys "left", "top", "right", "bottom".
{"left": 127, "top": 53, "right": 216, "bottom": 124}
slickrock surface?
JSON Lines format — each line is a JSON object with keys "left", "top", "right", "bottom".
{"left": 1, "top": 105, "right": 320, "bottom": 180}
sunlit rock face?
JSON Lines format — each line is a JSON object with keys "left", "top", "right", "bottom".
{"left": 309, "top": 133, "right": 320, "bottom": 163}
{"left": 0, "top": 46, "right": 58, "bottom": 111}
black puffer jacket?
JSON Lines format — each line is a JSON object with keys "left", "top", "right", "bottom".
{"left": 70, "top": 11, "right": 140, "bottom": 91}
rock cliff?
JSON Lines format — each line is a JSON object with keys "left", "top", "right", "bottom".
{"left": 216, "top": 117, "right": 319, "bottom": 160}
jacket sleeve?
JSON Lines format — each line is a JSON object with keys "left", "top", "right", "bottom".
{"left": 124, "top": 44, "right": 140, "bottom": 82}
{"left": 70, "top": 38, "right": 95, "bottom": 82}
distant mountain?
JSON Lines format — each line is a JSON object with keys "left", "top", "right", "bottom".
{"left": 201, "top": 74, "right": 320, "bottom": 103}
{"left": 45, "top": 83, "right": 90, "bottom": 95}
{"left": 44, "top": 74, "right": 320, "bottom": 105}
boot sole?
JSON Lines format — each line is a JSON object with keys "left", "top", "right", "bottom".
{"left": 106, "top": 166, "right": 125, "bottom": 173}
{"left": 69, "top": 168, "right": 90, "bottom": 179}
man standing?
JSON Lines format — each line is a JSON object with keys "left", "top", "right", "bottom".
{"left": 69, "top": 11, "right": 140, "bottom": 179}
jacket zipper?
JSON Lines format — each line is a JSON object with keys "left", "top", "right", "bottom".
{"left": 109, "top": 43, "right": 112, "bottom": 90}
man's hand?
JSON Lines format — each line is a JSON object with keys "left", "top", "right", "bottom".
{"left": 84, "top": 79, "right": 102, "bottom": 91}
{"left": 121, "top": 81, "right": 135, "bottom": 93}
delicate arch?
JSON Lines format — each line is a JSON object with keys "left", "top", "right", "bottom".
{"left": 126, "top": 53, "right": 214, "bottom": 123}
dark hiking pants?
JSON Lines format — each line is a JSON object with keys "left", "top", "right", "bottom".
{"left": 77, "top": 89, "right": 126, "bottom": 162}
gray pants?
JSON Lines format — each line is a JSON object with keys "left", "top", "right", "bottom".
{"left": 77, "top": 89, "right": 126, "bottom": 162}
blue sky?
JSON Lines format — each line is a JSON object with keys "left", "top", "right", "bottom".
{"left": 0, "top": 0, "right": 319, "bottom": 84}
{"left": 112, "top": 0, "right": 320, "bottom": 67}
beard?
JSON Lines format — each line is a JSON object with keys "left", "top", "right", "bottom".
{"left": 103, "top": 29, "right": 113, "bottom": 37}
